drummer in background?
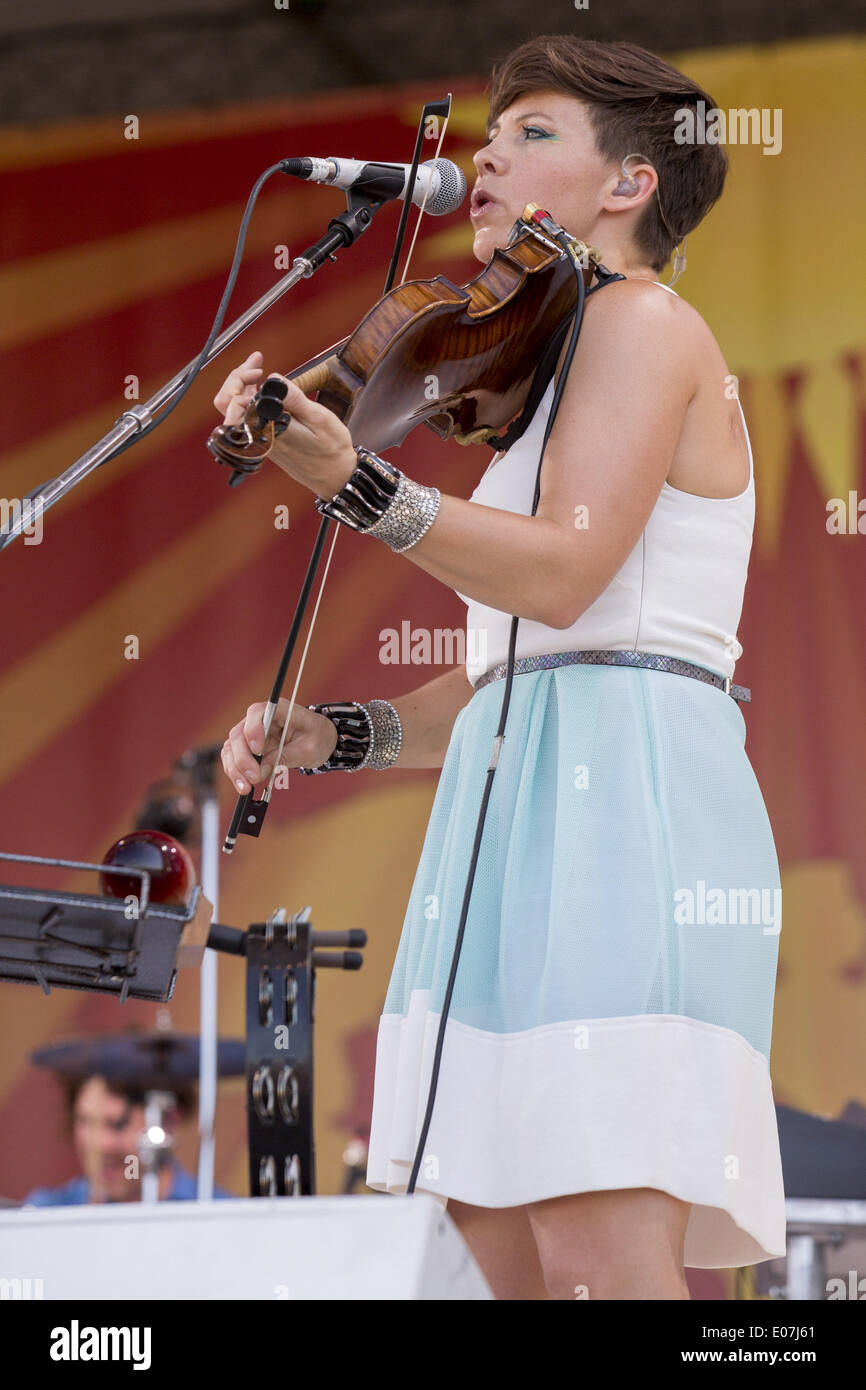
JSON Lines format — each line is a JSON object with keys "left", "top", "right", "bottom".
{"left": 21, "top": 1071, "right": 235, "bottom": 1206}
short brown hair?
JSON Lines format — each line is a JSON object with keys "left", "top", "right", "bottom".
{"left": 58, "top": 1074, "right": 197, "bottom": 1138}
{"left": 486, "top": 36, "right": 728, "bottom": 272}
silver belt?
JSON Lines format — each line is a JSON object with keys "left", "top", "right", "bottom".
{"left": 474, "top": 649, "right": 751, "bottom": 703}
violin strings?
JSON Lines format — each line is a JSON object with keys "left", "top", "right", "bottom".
{"left": 398, "top": 95, "right": 452, "bottom": 287}
{"left": 263, "top": 520, "right": 342, "bottom": 799}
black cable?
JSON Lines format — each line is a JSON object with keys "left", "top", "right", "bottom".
{"left": 90, "top": 162, "right": 287, "bottom": 471}
{"left": 0, "top": 160, "right": 310, "bottom": 553}
{"left": 406, "top": 236, "right": 591, "bottom": 1196}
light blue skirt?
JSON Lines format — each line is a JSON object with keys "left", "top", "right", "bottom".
{"left": 367, "top": 663, "right": 787, "bottom": 1268}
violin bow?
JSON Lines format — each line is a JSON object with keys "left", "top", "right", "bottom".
{"left": 223, "top": 95, "right": 455, "bottom": 853}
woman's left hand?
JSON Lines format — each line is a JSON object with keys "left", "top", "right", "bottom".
{"left": 213, "top": 350, "right": 357, "bottom": 500}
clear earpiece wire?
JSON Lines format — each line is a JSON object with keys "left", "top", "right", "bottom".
{"left": 667, "top": 236, "right": 688, "bottom": 288}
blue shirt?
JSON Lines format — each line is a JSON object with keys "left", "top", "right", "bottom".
{"left": 21, "top": 1160, "right": 235, "bottom": 1206}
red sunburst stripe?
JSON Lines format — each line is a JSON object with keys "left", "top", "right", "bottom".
{"left": 0, "top": 419, "right": 474, "bottom": 809}
{"left": 0, "top": 492, "right": 466, "bottom": 867}
{"left": 0, "top": 106, "right": 446, "bottom": 265}
{"left": 0, "top": 212, "right": 472, "bottom": 455}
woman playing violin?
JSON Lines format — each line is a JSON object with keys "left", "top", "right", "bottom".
{"left": 217, "top": 35, "right": 784, "bottom": 1300}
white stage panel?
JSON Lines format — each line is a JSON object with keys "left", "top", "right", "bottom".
{"left": 0, "top": 1194, "right": 493, "bottom": 1300}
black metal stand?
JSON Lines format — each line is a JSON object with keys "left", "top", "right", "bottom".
{"left": 0, "top": 850, "right": 366, "bottom": 1196}
{"left": 0, "top": 851, "right": 209, "bottom": 1001}
{"left": 209, "top": 908, "right": 365, "bottom": 1197}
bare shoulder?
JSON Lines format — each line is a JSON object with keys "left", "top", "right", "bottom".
{"left": 545, "top": 275, "right": 748, "bottom": 499}
{"left": 579, "top": 279, "right": 747, "bottom": 498}
{"left": 552, "top": 276, "right": 702, "bottom": 400}
{"left": 571, "top": 276, "right": 728, "bottom": 390}
{"left": 583, "top": 276, "right": 706, "bottom": 339}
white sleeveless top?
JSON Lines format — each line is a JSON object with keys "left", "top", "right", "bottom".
{"left": 455, "top": 283, "right": 755, "bottom": 687}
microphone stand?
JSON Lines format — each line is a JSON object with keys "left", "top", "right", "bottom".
{"left": 197, "top": 765, "right": 221, "bottom": 1202}
{"left": 0, "top": 190, "right": 384, "bottom": 551}
{"left": 169, "top": 742, "right": 224, "bottom": 1202}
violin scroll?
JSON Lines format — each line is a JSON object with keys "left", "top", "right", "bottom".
{"left": 207, "top": 360, "right": 335, "bottom": 484}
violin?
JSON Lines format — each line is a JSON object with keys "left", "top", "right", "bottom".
{"left": 207, "top": 210, "right": 607, "bottom": 480}
{"left": 213, "top": 204, "right": 619, "bottom": 854}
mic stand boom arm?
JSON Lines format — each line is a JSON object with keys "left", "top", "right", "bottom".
{"left": 0, "top": 190, "right": 383, "bottom": 551}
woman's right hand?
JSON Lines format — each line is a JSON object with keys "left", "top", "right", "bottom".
{"left": 221, "top": 699, "right": 339, "bottom": 793}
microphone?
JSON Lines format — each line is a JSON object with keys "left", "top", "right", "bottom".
{"left": 278, "top": 156, "right": 467, "bottom": 217}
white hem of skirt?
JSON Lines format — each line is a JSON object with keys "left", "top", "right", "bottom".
{"left": 365, "top": 991, "right": 786, "bottom": 1269}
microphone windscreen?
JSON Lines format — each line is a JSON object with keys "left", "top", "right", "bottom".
{"left": 424, "top": 158, "right": 467, "bottom": 216}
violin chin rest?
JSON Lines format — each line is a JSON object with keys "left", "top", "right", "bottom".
{"left": 453, "top": 427, "right": 498, "bottom": 446}
{"left": 420, "top": 408, "right": 497, "bottom": 447}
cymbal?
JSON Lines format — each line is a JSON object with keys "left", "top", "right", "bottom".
{"left": 30, "top": 1030, "right": 246, "bottom": 1084}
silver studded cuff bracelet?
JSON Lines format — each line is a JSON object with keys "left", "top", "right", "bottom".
{"left": 314, "top": 445, "right": 441, "bottom": 553}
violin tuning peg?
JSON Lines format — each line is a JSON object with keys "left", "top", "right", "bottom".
{"left": 260, "top": 377, "right": 289, "bottom": 401}
{"left": 255, "top": 395, "right": 285, "bottom": 423}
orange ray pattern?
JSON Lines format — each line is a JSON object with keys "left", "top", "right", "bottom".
{"left": 1, "top": 46, "right": 864, "bottom": 1306}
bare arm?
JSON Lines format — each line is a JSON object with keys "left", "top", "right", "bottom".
{"left": 388, "top": 283, "right": 696, "bottom": 629}
{"left": 218, "top": 286, "right": 694, "bottom": 639}
{"left": 387, "top": 663, "right": 476, "bottom": 769}
{"left": 222, "top": 663, "right": 476, "bottom": 791}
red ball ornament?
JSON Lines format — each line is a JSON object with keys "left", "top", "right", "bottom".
{"left": 99, "top": 830, "right": 196, "bottom": 906}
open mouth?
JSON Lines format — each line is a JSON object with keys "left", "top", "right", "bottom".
{"left": 470, "top": 191, "right": 500, "bottom": 219}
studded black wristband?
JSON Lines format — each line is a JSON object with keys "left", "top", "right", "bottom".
{"left": 314, "top": 446, "right": 402, "bottom": 532}
{"left": 297, "top": 702, "right": 372, "bottom": 774}
{"left": 297, "top": 700, "right": 403, "bottom": 773}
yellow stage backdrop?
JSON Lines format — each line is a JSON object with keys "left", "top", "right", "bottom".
{"left": 0, "top": 34, "right": 864, "bottom": 1299}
